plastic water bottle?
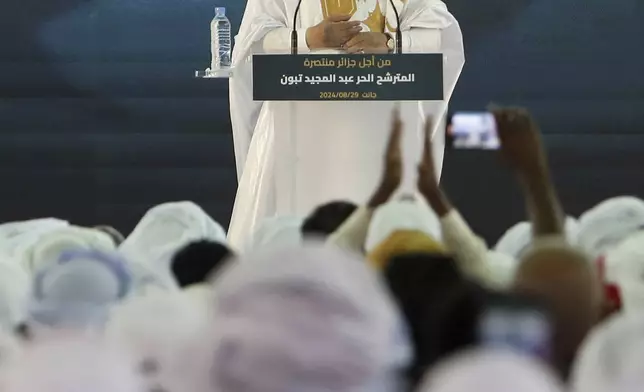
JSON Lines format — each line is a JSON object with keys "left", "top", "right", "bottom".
{"left": 210, "top": 7, "right": 232, "bottom": 70}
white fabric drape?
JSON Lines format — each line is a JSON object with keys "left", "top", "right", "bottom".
{"left": 228, "top": 0, "right": 464, "bottom": 247}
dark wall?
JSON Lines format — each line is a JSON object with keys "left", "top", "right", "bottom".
{"left": 1, "top": 0, "right": 643, "bottom": 242}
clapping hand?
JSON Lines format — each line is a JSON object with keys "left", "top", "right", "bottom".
{"left": 368, "top": 108, "right": 403, "bottom": 207}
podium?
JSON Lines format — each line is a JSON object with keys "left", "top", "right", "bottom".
{"left": 251, "top": 53, "right": 445, "bottom": 216}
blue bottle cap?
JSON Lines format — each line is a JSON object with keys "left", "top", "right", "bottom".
{"left": 215, "top": 7, "right": 226, "bottom": 16}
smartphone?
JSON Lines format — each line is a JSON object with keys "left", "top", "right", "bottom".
{"left": 478, "top": 295, "right": 552, "bottom": 360}
{"left": 447, "top": 112, "right": 499, "bottom": 150}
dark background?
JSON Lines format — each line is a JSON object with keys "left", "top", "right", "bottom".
{"left": 1, "top": 0, "right": 643, "bottom": 243}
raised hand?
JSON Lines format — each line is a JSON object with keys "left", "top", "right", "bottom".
{"left": 491, "top": 106, "right": 547, "bottom": 176}
{"left": 417, "top": 116, "right": 439, "bottom": 196}
{"left": 368, "top": 107, "right": 403, "bottom": 207}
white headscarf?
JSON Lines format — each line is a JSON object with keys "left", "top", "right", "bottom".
{"left": 571, "top": 314, "right": 644, "bottom": 392}
{"left": 245, "top": 216, "right": 303, "bottom": 252}
{"left": 0, "top": 218, "right": 69, "bottom": 260}
{"left": 210, "top": 242, "right": 411, "bottom": 392}
{"left": 603, "top": 231, "right": 644, "bottom": 313}
{"left": 577, "top": 197, "right": 644, "bottom": 259}
{"left": 127, "top": 259, "right": 179, "bottom": 298}
{"left": 29, "top": 249, "right": 132, "bottom": 330}
{"left": 18, "top": 225, "right": 115, "bottom": 274}
{"left": 494, "top": 217, "right": 580, "bottom": 259}
{"left": 366, "top": 199, "right": 442, "bottom": 252}
{"left": 420, "top": 349, "right": 563, "bottom": 392}
{"left": 106, "top": 291, "right": 215, "bottom": 392}
{"left": 2, "top": 336, "right": 144, "bottom": 392}
{"left": 119, "top": 201, "right": 227, "bottom": 268}
{"left": 0, "top": 262, "right": 31, "bottom": 331}
{"left": 485, "top": 251, "right": 517, "bottom": 290}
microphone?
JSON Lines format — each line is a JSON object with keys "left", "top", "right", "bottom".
{"left": 291, "top": 0, "right": 305, "bottom": 55}
{"left": 387, "top": 0, "right": 403, "bottom": 54}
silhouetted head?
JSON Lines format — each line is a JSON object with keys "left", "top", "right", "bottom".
{"left": 301, "top": 200, "right": 358, "bottom": 238}
{"left": 512, "top": 242, "right": 601, "bottom": 379}
{"left": 171, "top": 240, "right": 234, "bottom": 287}
{"left": 383, "top": 252, "right": 478, "bottom": 387}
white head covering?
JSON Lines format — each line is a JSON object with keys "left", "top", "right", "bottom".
{"left": 571, "top": 314, "right": 644, "bottom": 392}
{"left": 29, "top": 249, "right": 132, "bottom": 330}
{"left": 127, "top": 260, "right": 179, "bottom": 298}
{"left": 420, "top": 349, "right": 563, "bottom": 392}
{"left": 119, "top": 201, "right": 227, "bottom": 268}
{"left": 0, "top": 262, "right": 31, "bottom": 331}
{"left": 0, "top": 218, "right": 69, "bottom": 260}
{"left": 106, "top": 291, "right": 215, "bottom": 392}
{"left": 366, "top": 199, "right": 442, "bottom": 252}
{"left": 210, "top": 242, "right": 411, "bottom": 392}
{"left": 2, "top": 336, "right": 144, "bottom": 392}
{"left": 245, "top": 216, "right": 303, "bottom": 252}
{"left": 494, "top": 217, "right": 580, "bottom": 259}
{"left": 603, "top": 231, "right": 644, "bottom": 313}
{"left": 485, "top": 251, "right": 518, "bottom": 289}
{"left": 18, "top": 225, "right": 115, "bottom": 274}
{"left": 577, "top": 197, "right": 644, "bottom": 259}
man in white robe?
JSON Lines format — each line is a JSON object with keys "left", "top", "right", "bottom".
{"left": 227, "top": 0, "right": 464, "bottom": 248}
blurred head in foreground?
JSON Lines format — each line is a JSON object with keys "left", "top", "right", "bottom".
{"left": 3, "top": 335, "right": 144, "bottom": 392}
{"left": 171, "top": 239, "right": 234, "bottom": 287}
{"left": 301, "top": 200, "right": 357, "bottom": 238}
{"left": 512, "top": 241, "right": 601, "bottom": 379}
{"left": 571, "top": 313, "right": 644, "bottom": 392}
{"left": 29, "top": 249, "right": 133, "bottom": 332}
{"left": 383, "top": 252, "right": 482, "bottom": 385}
{"left": 210, "top": 243, "right": 411, "bottom": 392}
{"left": 419, "top": 349, "right": 563, "bottom": 392}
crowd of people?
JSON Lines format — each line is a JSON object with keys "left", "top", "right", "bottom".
{"left": 1, "top": 106, "right": 644, "bottom": 392}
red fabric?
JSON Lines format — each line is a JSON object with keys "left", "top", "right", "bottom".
{"left": 596, "top": 256, "right": 623, "bottom": 310}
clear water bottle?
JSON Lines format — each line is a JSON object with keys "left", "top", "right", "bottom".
{"left": 210, "top": 7, "right": 232, "bottom": 70}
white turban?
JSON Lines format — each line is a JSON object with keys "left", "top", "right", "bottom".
{"left": 577, "top": 197, "right": 644, "bottom": 259}
{"left": 29, "top": 249, "right": 132, "bottom": 330}
{"left": 494, "top": 217, "right": 580, "bottom": 259}
{"left": 0, "top": 262, "right": 31, "bottom": 331}
{"left": 106, "top": 291, "right": 215, "bottom": 392}
{"left": 210, "top": 243, "right": 411, "bottom": 392}
{"left": 119, "top": 201, "right": 227, "bottom": 268}
{"left": 571, "top": 314, "right": 644, "bottom": 392}
{"left": 2, "top": 336, "right": 144, "bottom": 392}
{"left": 366, "top": 198, "right": 442, "bottom": 252}
{"left": 0, "top": 218, "right": 69, "bottom": 260}
{"left": 127, "top": 259, "right": 179, "bottom": 298}
{"left": 245, "top": 216, "right": 303, "bottom": 252}
{"left": 420, "top": 349, "right": 563, "bottom": 392}
{"left": 18, "top": 225, "right": 115, "bottom": 274}
{"left": 485, "top": 251, "right": 518, "bottom": 289}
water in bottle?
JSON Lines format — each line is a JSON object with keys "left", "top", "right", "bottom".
{"left": 210, "top": 7, "right": 232, "bottom": 70}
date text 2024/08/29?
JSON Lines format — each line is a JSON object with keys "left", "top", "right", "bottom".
{"left": 319, "top": 91, "right": 378, "bottom": 100}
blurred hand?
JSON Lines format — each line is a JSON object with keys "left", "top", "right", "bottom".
{"left": 417, "top": 117, "right": 439, "bottom": 195}
{"left": 306, "top": 15, "right": 362, "bottom": 49}
{"left": 492, "top": 106, "right": 547, "bottom": 176}
{"left": 343, "top": 32, "right": 389, "bottom": 54}
{"left": 369, "top": 108, "right": 403, "bottom": 207}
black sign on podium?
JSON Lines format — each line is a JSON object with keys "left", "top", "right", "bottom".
{"left": 252, "top": 54, "right": 443, "bottom": 101}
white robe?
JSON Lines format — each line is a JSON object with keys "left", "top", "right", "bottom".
{"left": 227, "top": 0, "right": 464, "bottom": 248}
